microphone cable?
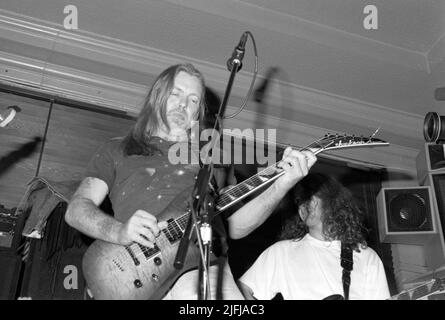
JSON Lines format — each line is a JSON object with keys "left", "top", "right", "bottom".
{"left": 223, "top": 31, "right": 258, "bottom": 119}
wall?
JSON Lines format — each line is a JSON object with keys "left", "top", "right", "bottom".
{"left": 0, "top": 92, "right": 47, "bottom": 208}
{"left": 0, "top": 87, "right": 136, "bottom": 299}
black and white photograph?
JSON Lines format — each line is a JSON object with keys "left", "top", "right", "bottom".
{"left": 0, "top": 0, "right": 444, "bottom": 305}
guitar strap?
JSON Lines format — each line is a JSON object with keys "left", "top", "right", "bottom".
{"left": 341, "top": 242, "right": 353, "bottom": 300}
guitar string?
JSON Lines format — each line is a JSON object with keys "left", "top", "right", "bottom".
{"left": 125, "top": 213, "right": 190, "bottom": 260}
{"left": 217, "top": 134, "right": 381, "bottom": 207}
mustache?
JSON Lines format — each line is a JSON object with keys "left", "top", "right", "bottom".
{"left": 168, "top": 110, "right": 185, "bottom": 115}
{"left": 168, "top": 110, "right": 186, "bottom": 118}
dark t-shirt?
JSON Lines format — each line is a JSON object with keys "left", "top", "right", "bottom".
{"left": 85, "top": 136, "right": 201, "bottom": 223}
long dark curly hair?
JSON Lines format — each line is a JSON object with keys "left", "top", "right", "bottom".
{"left": 280, "top": 173, "right": 368, "bottom": 251}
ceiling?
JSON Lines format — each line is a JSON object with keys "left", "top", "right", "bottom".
{"left": 0, "top": 0, "right": 444, "bottom": 171}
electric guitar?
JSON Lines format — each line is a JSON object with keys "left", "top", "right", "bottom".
{"left": 82, "top": 133, "right": 389, "bottom": 299}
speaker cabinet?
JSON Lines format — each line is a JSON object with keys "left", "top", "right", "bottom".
{"left": 417, "top": 143, "right": 445, "bottom": 185}
{"left": 377, "top": 186, "right": 437, "bottom": 244}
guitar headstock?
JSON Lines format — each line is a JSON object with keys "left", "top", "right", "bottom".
{"left": 312, "top": 133, "right": 389, "bottom": 153}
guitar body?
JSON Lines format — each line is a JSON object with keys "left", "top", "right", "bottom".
{"left": 82, "top": 189, "right": 202, "bottom": 300}
{"left": 82, "top": 236, "right": 201, "bottom": 300}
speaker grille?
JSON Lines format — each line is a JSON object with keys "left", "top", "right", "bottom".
{"left": 385, "top": 189, "right": 433, "bottom": 232}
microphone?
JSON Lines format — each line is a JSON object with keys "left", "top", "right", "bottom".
{"left": 435, "top": 87, "right": 445, "bottom": 101}
{"left": 227, "top": 32, "right": 248, "bottom": 72}
{"left": 254, "top": 67, "right": 279, "bottom": 103}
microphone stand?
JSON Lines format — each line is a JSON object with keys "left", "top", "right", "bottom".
{"left": 173, "top": 156, "right": 216, "bottom": 300}
{"left": 173, "top": 32, "right": 248, "bottom": 300}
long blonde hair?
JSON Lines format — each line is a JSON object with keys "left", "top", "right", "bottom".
{"left": 122, "top": 63, "right": 206, "bottom": 155}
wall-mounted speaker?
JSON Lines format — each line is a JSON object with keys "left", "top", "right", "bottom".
{"left": 416, "top": 143, "right": 445, "bottom": 185}
{"left": 377, "top": 186, "right": 437, "bottom": 244}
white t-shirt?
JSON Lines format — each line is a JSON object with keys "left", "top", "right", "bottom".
{"left": 239, "top": 234, "right": 390, "bottom": 300}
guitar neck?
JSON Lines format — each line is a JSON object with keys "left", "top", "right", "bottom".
{"left": 215, "top": 134, "right": 388, "bottom": 213}
{"left": 166, "top": 161, "right": 287, "bottom": 238}
{"left": 214, "top": 142, "right": 327, "bottom": 213}
{"left": 215, "top": 162, "right": 285, "bottom": 212}
{"left": 168, "top": 133, "right": 388, "bottom": 234}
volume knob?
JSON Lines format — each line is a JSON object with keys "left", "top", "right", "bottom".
{"left": 134, "top": 279, "right": 143, "bottom": 288}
